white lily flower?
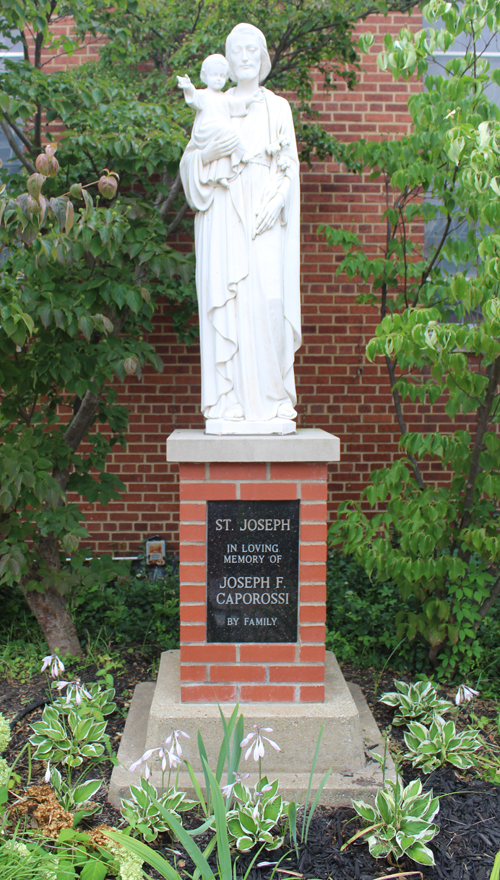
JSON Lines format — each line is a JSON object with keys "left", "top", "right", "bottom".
{"left": 129, "top": 740, "right": 182, "bottom": 778}
{"left": 455, "top": 684, "right": 479, "bottom": 705}
{"left": 55, "top": 679, "right": 92, "bottom": 705}
{"left": 41, "top": 654, "right": 65, "bottom": 679}
{"left": 164, "top": 729, "right": 190, "bottom": 758}
{"left": 240, "top": 724, "right": 281, "bottom": 763}
{"left": 220, "top": 771, "right": 250, "bottom": 797}
{"left": 44, "top": 762, "right": 51, "bottom": 784}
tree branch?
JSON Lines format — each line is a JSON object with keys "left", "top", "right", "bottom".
{"left": 159, "top": 171, "right": 182, "bottom": 219}
{"left": 3, "top": 114, "right": 34, "bottom": 152}
{"left": 385, "top": 355, "right": 425, "bottom": 488}
{"left": 166, "top": 199, "right": 188, "bottom": 237}
{"left": 0, "top": 119, "right": 36, "bottom": 173}
{"left": 460, "top": 355, "right": 500, "bottom": 532}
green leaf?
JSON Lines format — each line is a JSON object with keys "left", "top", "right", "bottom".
{"left": 405, "top": 840, "right": 435, "bottom": 866}
{"left": 79, "top": 861, "right": 108, "bottom": 880}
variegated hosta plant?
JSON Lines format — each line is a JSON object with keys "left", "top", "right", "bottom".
{"left": 379, "top": 680, "right": 452, "bottom": 726}
{"left": 29, "top": 704, "right": 108, "bottom": 769}
{"left": 403, "top": 716, "right": 482, "bottom": 773}
{"left": 227, "top": 776, "right": 288, "bottom": 852}
{"left": 351, "top": 777, "right": 440, "bottom": 866}
{"left": 48, "top": 765, "right": 103, "bottom": 820}
{"left": 121, "top": 777, "right": 196, "bottom": 842}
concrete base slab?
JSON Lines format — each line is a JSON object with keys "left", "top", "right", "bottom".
{"left": 145, "top": 651, "right": 363, "bottom": 773}
{"left": 109, "top": 652, "right": 394, "bottom": 810}
{"left": 166, "top": 428, "right": 340, "bottom": 462}
{"left": 205, "top": 418, "right": 296, "bottom": 436}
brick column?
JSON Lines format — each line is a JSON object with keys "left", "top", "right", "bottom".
{"left": 167, "top": 429, "right": 340, "bottom": 704}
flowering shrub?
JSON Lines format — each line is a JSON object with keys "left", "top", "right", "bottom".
{"left": 0, "top": 711, "right": 10, "bottom": 753}
{"left": 106, "top": 839, "right": 144, "bottom": 880}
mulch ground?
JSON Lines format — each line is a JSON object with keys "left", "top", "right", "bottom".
{"left": 1, "top": 649, "right": 499, "bottom": 880}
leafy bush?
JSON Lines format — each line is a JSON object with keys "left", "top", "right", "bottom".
{"left": 326, "top": 550, "right": 500, "bottom": 686}
{"left": 0, "top": 554, "right": 180, "bottom": 652}
{"left": 326, "top": 551, "right": 430, "bottom": 671}
{"left": 70, "top": 556, "right": 180, "bottom": 648}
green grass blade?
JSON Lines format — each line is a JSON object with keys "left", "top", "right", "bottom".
{"left": 304, "top": 767, "right": 331, "bottom": 843}
{"left": 242, "top": 843, "right": 266, "bottom": 880}
{"left": 192, "top": 835, "right": 218, "bottom": 880}
{"left": 229, "top": 713, "right": 244, "bottom": 781}
{"left": 301, "top": 721, "right": 324, "bottom": 839}
{"left": 198, "top": 730, "right": 212, "bottom": 812}
{"left": 216, "top": 704, "right": 231, "bottom": 784}
{"left": 184, "top": 759, "right": 207, "bottom": 817}
{"left": 185, "top": 816, "right": 216, "bottom": 836}
{"left": 151, "top": 796, "right": 214, "bottom": 880}
{"left": 202, "top": 757, "right": 232, "bottom": 880}
{"left": 288, "top": 800, "right": 298, "bottom": 856}
{"left": 104, "top": 830, "right": 181, "bottom": 880}
{"left": 490, "top": 851, "right": 500, "bottom": 880}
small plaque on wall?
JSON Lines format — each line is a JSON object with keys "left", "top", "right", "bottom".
{"left": 206, "top": 500, "right": 300, "bottom": 643}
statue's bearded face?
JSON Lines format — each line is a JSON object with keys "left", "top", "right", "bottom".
{"left": 227, "top": 33, "right": 261, "bottom": 81}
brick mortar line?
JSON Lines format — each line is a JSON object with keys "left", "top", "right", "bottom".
{"left": 180, "top": 478, "right": 326, "bottom": 484}
{"left": 181, "top": 661, "right": 324, "bottom": 666}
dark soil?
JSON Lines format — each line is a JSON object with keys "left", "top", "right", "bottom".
{"left": 1, "top": 649, "right": 499, "bottom": 880}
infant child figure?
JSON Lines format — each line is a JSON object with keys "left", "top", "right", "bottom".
{"left": 177, "top": 54, "right": 262, "bottom": 188}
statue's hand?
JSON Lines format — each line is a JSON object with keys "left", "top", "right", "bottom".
{"left": 201, "top": 131, "right": 240, "bottom": 164}
{"left": 177, "top": 74, "right": 192, "bottom": 88}
{"left": 253, "top": 193, "right": 285, "bottom": 238}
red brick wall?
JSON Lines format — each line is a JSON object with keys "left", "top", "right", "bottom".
{"left": 178, "top": 462, "right": 327, "bottom": 702}
{"left": 28, "top": 13, "right": 438, "bottom": 556}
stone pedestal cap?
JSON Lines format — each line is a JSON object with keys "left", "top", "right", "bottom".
{"left": 167, "top": 428, "right": 340, "bottom": 462}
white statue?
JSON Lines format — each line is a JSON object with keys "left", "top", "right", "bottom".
{"left": 177, "top": 55, "right": 263, "bottom": 189}
{"left": 179, "top": 23, "right": 301, "bottom": 435}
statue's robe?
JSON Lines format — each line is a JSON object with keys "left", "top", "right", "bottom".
{"left": 180, "top": 88, "right": 301, "bottom": 421}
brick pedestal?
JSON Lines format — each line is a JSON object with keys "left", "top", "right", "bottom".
{"left": 167, "top": 429, "right": 340, "bottom": 704}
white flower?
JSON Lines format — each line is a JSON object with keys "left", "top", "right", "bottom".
{"left": 220, "top": 771, "right": 250, "bottom": 798}
{"left": 41, "top": 654, "right": 65, "bottom": 679}
{"left": 54, "top": 679, "right": 92, "bottom": 705}
{"left": 129, "top": 739, "right": 183, "bottom": 779}
{"left": 455, "top": 684, "right": 479, "bottom": 705}
{"left": 164, "top": 729, "right": 190, "bottom": 758}
{"left": 44, "top": 761, "right": 51, "bottom": 783}
{"left": 240, "top": 724, "right": 281, "bottom": 762}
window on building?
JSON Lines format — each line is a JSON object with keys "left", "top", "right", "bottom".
{"left": 424, "top": 20, "right": 500, "bottom": 278}
{"left": 0, "top": 32, "right": 24, "bottom": 175}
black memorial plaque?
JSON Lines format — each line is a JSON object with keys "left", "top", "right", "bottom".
{"left": 206, "top": 500, "right": 300, "bottom": 643}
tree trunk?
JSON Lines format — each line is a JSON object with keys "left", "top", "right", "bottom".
{"left": 21, "top": 585, "right": 82, "bottom": 656}
{"left": 22, "top": 533, "right": 83, "bottom": 656}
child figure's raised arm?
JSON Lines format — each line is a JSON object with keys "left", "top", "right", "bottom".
{"left": 227, "top": 88, "right": 264, "bottom": 118}
{"left": 177, "top": 75, "right": 204, "bottom": 111}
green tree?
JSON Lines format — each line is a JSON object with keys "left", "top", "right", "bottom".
{"left": 324, "top": 0, "right": 500, "bottom": 676}
{"left": 0, "top": 0, "right": 418, "bottom": 653}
